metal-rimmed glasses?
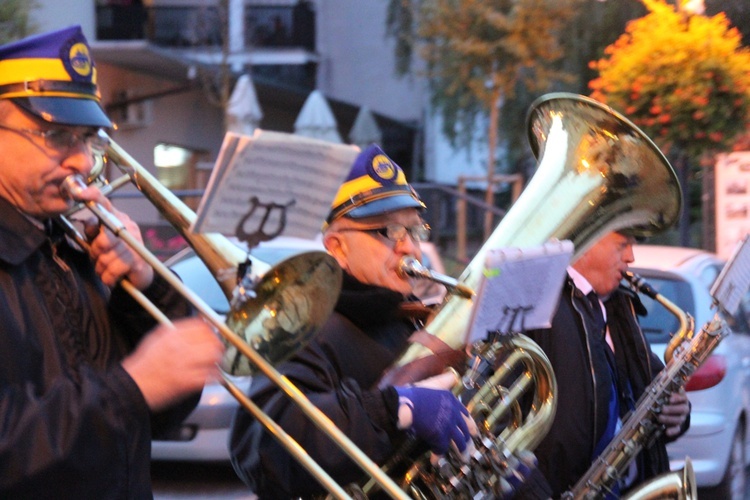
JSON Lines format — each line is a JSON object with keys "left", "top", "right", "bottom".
{"left": 0, "top": 123, "right": 109, "bottom": 152}
{"left": 338, "top": 223, "right": 431, "bottom": 243}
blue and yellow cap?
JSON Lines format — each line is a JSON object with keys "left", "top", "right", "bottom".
{"left": 326, "top": 144, "right": 425, "bottom": 224}
{"left": 0, "top": 25, "right": 112, "bottom": 128}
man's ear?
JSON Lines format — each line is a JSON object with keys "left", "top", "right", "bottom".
{"left": 323, "top": 232, "right": 347, "bottom": 268}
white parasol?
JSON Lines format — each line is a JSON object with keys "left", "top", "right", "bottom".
{"left": 293, "top": 90, "right": 343, "bottom": 143}
{"left": 348, "top": 106, "right": 382, "bottom": 150}
{"left": 226, "top": 74, "right": 264, "bottom": 134}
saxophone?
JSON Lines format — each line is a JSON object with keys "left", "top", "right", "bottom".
{"left": 563, "top": 272, "right": 730, "bottom": 500}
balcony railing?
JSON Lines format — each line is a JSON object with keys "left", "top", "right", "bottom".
{"left": 96, "top": 3, "right": 315, "bottom": 52}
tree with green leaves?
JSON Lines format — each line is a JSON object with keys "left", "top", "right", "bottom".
{"left": 589, "top": 0, "right": 750, "bottom": 246}
{"left": 0, "top": 0, "right": 37, "bottom": 44}
{"left": 387, "top": 0, "right": 581, "bottom": 237}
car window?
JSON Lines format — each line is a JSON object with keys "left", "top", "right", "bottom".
{"left": 635, "top": 277, "right": 695, "bottom": 344}
{"left": 168, "top": 245, "right": 322, "bottom": 315}
{"left": 250, "top": 246, "right": 314, "bottom": 265}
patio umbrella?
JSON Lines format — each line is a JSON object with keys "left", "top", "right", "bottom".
{"left": 348, "top": 106, "right": 381, "bottom": 150}
{"left": 293, "top": 90, "right": 342, "bottom": 143}
{"left": 225, "top": 74, "right": 263, "bottom": 135}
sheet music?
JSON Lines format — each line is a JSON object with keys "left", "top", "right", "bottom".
{"left": 467, "top": 240, "right": 574, "bottom": 343}
{"left": 711, "top": 235, "right": 750, "bottom": 316}
{"left": 192, "top": 130, "right": 359, "bottom": 244}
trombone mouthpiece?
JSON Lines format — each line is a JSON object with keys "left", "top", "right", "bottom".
{"left": 59, "top": 175, "right": 88, "bottom": 201}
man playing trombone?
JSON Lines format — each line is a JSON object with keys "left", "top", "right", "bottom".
{"left": 230, "top": 144, "right": 479, "bottom": 499}
{"left": 0, "top": 26, "right": 224, "bottom": 497}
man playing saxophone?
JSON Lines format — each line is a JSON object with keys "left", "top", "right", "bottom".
{"left": 519, "top": 231, "right": 691, "bottom": 498}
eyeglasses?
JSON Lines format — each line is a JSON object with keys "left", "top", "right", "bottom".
{"left": 0, "top": 123, "right": 109, "bottom": 152}
{"left": 339, "top": 223, "right": 431, "bottom": 243}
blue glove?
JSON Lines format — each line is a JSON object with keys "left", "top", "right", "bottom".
{"left": 499, "top": 450, "right": 537, "bottom": 497}
{"left": 395, "top": 386, "right": 472, "bottom": 455}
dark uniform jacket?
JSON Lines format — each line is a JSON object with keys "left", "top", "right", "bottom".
{"left": 521, "top": 275, "right": 689, "bottom": 498}
{"left": 0, "top": 198, "right": 195, "bottom": 499}
{"left": 230, "top": 272, "right": 418, "bottom": 499}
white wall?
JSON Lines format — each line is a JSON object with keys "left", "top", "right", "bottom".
{"left": 315, "top": 0, "right": 493, "bottom": 185}
{"left": 31, "top": 0, "right": 96, "bottom": 40}
{"left": 315, "top": 0, "right": 424, "bottom": 124}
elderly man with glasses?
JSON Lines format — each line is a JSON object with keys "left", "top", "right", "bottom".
{"left": 0, "top": 26, "right": 224, "bottom": 497}
{"left": 230, "top": 144, "right": 482, "bottom": 499}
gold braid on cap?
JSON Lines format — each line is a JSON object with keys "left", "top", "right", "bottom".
{"left": 326, "top": 184, "right": 423, "bottom": 224}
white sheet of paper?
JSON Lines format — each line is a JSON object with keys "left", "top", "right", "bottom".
{"left": 467, "top": 240, "right": 574, "bottom": 343}
{"left": 191, "top": 130, "right": 359, "bottom": 243}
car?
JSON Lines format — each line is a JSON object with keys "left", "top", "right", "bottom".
{"left": 151, "top": 236, "right": 448, "bottom": 462}
{"left": 630, "top": 244, "right": 750, "bottom": 499}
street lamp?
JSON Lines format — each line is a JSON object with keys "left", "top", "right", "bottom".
{"left": 673, "top": 0, "right": 705, "bottom": 247}
{"left": 677, "top": 0, "right": 705, "bottom": 16}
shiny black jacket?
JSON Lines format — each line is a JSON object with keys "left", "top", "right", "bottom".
{"left": 521, "top": 276, "right": 689, "bottom": 498}
{"left": 0, "top": 198, "right": 195, "bottom": 499}
{"left": 230, "top": 272, "right": 417, "bottom": 499}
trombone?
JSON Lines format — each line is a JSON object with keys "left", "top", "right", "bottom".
{"left": 58, "top": 137, "right": 412, "bottom": 500}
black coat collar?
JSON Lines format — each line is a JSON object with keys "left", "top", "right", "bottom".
{"left": 335, "top": 272, "right": 410, "bottom": 329}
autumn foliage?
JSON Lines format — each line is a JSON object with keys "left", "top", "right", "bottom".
{"left": 589, "top": 0, "right": 750, "bottom": 159}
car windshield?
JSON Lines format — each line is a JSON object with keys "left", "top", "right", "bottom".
{"left": 634, "top": 277, "right": 695, "bottom": 344}
{"left": 250, "top": 246, "right": 313, "bottom": 264}
{"left": 169, "top": 245, "right": 317, "bottom": 315}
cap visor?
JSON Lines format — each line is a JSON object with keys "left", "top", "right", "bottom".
{"left": 13, "top": 97, "right": 112, "bottom": 128}
{"left": 346, "top": 194, "right": 425, "bottom": 219}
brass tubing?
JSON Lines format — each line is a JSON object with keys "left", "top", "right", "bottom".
{"left": 622, "top": 271, "right": 694, "bottom": 362}
{"left": 398, "top": 257, "right": 474, "bottom": 299}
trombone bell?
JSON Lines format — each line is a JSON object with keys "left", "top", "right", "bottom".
{"left": 221, "top": 251, "right": 343, "bottom": 376}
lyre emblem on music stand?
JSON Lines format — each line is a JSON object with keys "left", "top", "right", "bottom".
{"left": 235, "top": 195, "right": 296, "bottom": 248}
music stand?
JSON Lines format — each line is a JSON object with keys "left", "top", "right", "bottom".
{"left": 467, "top": 240, "right": 573, "bottom": 343}
{"left": 191, "top": 130, "right": 358, "bottom": 249}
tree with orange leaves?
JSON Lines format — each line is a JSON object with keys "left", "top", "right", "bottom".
{"left": 589, "top": 0, "right": 750, "bottom": 160}
{"left": 590, "top": 0, "right": 750, "bottom": 245}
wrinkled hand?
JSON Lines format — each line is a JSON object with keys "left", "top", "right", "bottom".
{"left": 74, "top": 184, "right": 154, "bottom": 290}
{"left": 122, "top": 318, "right": 225, "bottom": 411}
{"left": 658, "top": 388, "right": 690, "bottom": 437}
{"left": 395, "top": 386, "right": 477, "bottom": 456}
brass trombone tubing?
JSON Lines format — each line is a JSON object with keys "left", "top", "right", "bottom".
{"left": 60, "top": 175, "right": 410, "bottom": 500}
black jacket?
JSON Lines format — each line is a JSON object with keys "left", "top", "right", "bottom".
{"left": 520, "top": 276, "right": 689, "bottom": 498}
{"left": 230, "top": 272, "right": 418, "bottom": 499}
{"left": 0, "top": 198, "right": 195, "bottom": 499}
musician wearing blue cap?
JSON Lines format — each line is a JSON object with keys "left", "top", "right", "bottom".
{"left": 0, "top": 26, "right": 224, "bottom": 497}
{"left": 229, "top": 144, "right": 481, "bottom": 498}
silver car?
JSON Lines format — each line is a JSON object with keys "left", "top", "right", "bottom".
{"left": 631, "top": 244, "right": 750, "bottom": 500}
